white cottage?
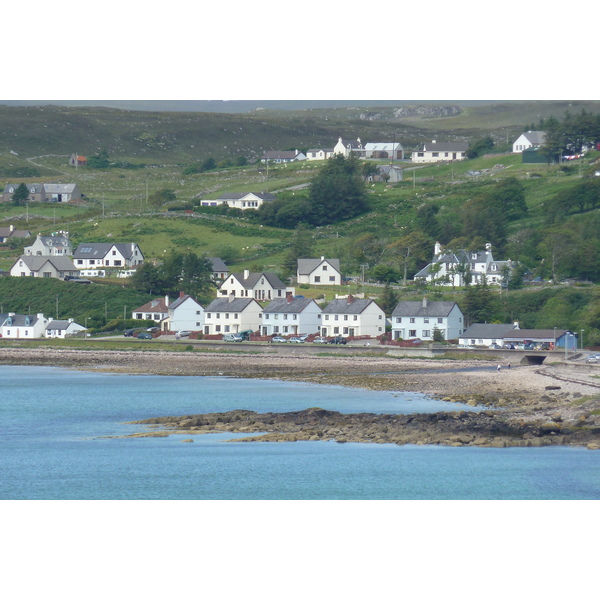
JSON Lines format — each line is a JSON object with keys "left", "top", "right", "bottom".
{"left": 10, "top": 255, "right": 79, "bottom": 279}
{"left": 512, "top": 131, "right": 546, "bottom": 153}
{"left": 296, "top": 257, "right": 341, "bottom": 286}
{"left": 320, "top": 296, "right": 385, "bottom": 338}
{"left": 203, "top": 296, "right": 263, "bottom": 335}
{"left": 391, "top": 298, "right": 465, "bottom": 341}
{"left": 217, "top": 270, "right": 294, "bottom": 301}
{"left": 0, "top": 313, "right": 50, "bottom": 339}
{"left": 200, "top": 192, "right": 276, "bottom": 210}
{"left": 411, "top": 140, "right": 468, "bottom": 163}
{"left": 73, "top": 242, "right": 144, "bottom": 270}
{"left": 261, "top": 296, "right": 322, "bottom": 337}
{"left": 45, "top": 318, "right": 86, "bottom": 338}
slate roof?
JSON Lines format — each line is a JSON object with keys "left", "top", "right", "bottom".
{"left": 503, "top": 329, "right": 568, "bottom": 341}
{"left": 45, "top": 319, "right": 73, "bottom": 331}
{"left": 420, "top": 141, "right": 469, "bottom": 152}
{"left": 227, "top": 271, "right": 286, "bottom": 290}
{"left": 364, "top": 142, "right": 404, "bottom": 151}
{"left": 204, "top": 297, "right": 260, "bottom": 312}
{"left": 263, "top": 297, "right": 317, "bottom": 314}
{"left": 208, "top": 257, "right": 228, "bottom": 272}
{"left": 216, "top": 192, "right": 276, "bottom": 201}
{"left": 133, "top": 298, "right": 169, "bottom": 313}
{"left": 460, "top": 323, "right": 519, "bottom": 339}
{"left": 29, "top": 234, "right": 71, "bottom": 250}
{"left": 0, "top": 313, "right": 45, "bottom": 327}
{"left": 322, "top": 297, "right": 381, "bottom": 315}
{"left": 14, "top": 255, "right": 78, "bottom": 272}
{"left": 73, "top": 242, "right": 140, "bottom": 260}
{"left": 43, "top": 184, "right": 79, "bottom": 194}
{"left": 297, "top": 258, "right": 341, "bottom": 276}
{"left": 520, "top": 131, "right": 546, "bottom": 145}
{"left": 392, "top": 300, "right": 459, "bottom": 318}
{"left": 0, "top": 226, "right": 30, "bottom": 239}
{"left": 168, "top": 294, "right": 202, "bottom": 311}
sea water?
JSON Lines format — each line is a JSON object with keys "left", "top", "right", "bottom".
{"left": 1, "top": 365, "right": 599, "bottom": 500}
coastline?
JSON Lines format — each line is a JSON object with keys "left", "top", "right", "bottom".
{"left": 2, "top": 346, "right": 600, "bottom": 448}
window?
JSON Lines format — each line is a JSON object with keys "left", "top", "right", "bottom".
{"left": 432, "top": 152, "right": 439, "bottom": 157}
{"left": 424, "top": 318, "right": 429, "bottom": 323}
{"left": 325, "top": 315, "right": 329, "bottom": 320}
{"left": 334, "top": 315, "right": 338, "bottom": 320}
{"left": 438, "top": 318, "right": 443, "bottom": 323}
{"left": 265, "top": 314, "right": 270, "bottom": 320}
{"left": 207, "top": 313, "right": 211, "bottom": 318}
{"left": 283, "top": 314, "right": 288, "bottom": 320}
{"left": 314, "top": 276, "right": 321, "bottom": 282}
{"left": 422, "top": 330, "right": 430, "bottom": 337}
{"left": 323, "top": 266, "right": 328, "bottom": 271}
{"left": 216, "top": 313, "right": 220, "bottom": 319}
{"left": 396, "top": 317, "right": 402, "bottom": 323}
{"left": 344, "top": 315, "right": 348, "bottom": 321}
{"left": 353, "top": 315, "right": 358, "bottom": 321}
{"left": 410, "top": 318, "right": 415, "bottom": 323}
{"left": 378, "top": 314, "right": 382, "bottom": 320}
{"left": 293, "top": 314, "right": 297, "bottom": 320}
{"left": 333, "top": 327, "right": 339, "bottom": 334}
{"left": 215, "top": 325, "right": 221, "bottom": 332}
{"left": 329, "top": 276, "right": 335, "bottom": 282}
{"left": 409, "top": 330, "right": 417, "bottom": 337}
{"left": 343, "top": 327, "right": 348, "bottom": 334}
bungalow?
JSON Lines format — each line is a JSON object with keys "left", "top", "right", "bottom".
{"left": 414, "top": 242, "right": 514, "bottom": 287}
{"left": 320, "top": 295, "right": 385, "bottom": 338}
{"left": 260, "top": 150, "right": 306, "bottom": 163}
{"left": 0, "top": 312, "right": 50, "bottom": 339}
{"left": 364, "top": 142, "right": 404, "bottom": 160}
{"left": 411, "top": 140, "right": 468, "bottom": 163}
{"left": 297, "top": 257, "right": 341, "bottom": 286}
{"left": 69, "top": 154, "right": 87, "bottom": 167}
{"left": 391, "top": 298, "right": 465, "bottom": 341}
{"left": 2, "top": 183, "right": 82, "bottom": 203}
{"left": 0, "top": 225, "right": 31, "bottom": 243}
{"left": 217, "top": 269, "right": 294, "bottom": 301}
{"left": 73, "top": 242, "right": 144, "bottom": 270}
{"left": 167, "top": 292, "right": 204, "bottom": 333}
{"left": 203, "top": 296, "right": 263, "bottom": 335}
{"left": 305, "top": 147, "right": 335, "bottom": 161}
{"left": 131, "top": 297, "right": 170, "bottom": 323}
{"left": 45, "top": 318, "right": 86, "bottom": 338}
{"left": 261, "top": 296, "right": 322, "bottom": 337}
{"left": 512, "top": 131, "right": 546, "bottom": 153}
{"left": 24, "top": 232, "right": 72, "bottom": 257}
{"left": 208, "top": 257, "right": 229, "bottom": 281}
{"left": 459, "top": 323, "right": 520, "bottom": 347}
{"left": 10, "top": 255, "right": 79, "bottom": 279}
{"left": 200, "top": 192, "right": 276, "bottom": 210}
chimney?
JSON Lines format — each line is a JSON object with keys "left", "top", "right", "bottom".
{"left": 243, "top": 269, "right": 250, "bottom": 279}
{"left": 229, "top": 293, "right": 235, "bottom": 303}
{"left": 179, "top": 291, "right": 185, "bottom": 299}
{"left": 287, "top": 295, "right": 293, "bottom": 303}
{"left": 165, "top": 295, "right": 169, "bottom": 306}
{"left": 422, "top": 297, "right": 428, "bottom": 308}
{"left": 431, "top": 140, "right": 436, "bottom": 144}
{"left": 513, "top": 321, "right": 520, "bottom": 329}
{"left": 434, "top": 241, "right": 442, "bottom": 256}
{"left": 321, "top": 256, "right": 325, "bottom": 261}
{"left": 347, "top": 294, "right": 354, "bottom": 304}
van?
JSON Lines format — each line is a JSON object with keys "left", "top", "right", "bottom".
{"left": 223, "top": 333, "right": 243, "bottom": 342}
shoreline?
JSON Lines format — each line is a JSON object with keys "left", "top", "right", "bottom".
{"left": 2, "top": 346, "right": 600, "bottom": 448}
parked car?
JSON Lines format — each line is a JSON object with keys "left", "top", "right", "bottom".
{"left": 64, "top": 276, "right": 91, "bottom": 284}
{"left": 329, "top": 336, "right": 347, "bottom": 345}
{"left": 124, "top": 329, "right": 135, "bottom": 337}
{"left": 271, "top": 336, "right": 288, "bottom": 343}
{"left": 177, "top": 330, "right": 191, "bottom": 338}
{"left": 586, "top": 355, "right": 599, "bottom": 364}
{"left": 147, "top": 326, "right": 160, "bottom": 332}
{"left": 313, "top": 337, "right": 328, "bottom": 344}
{"left": 297, "top": 334, "right": 309, "bottom": 342}
{"left": 489, "top": 343, "right": 502, "bottom": 349}
{"left": 288, "top": 337, "right": 304, "bottom": 343}
{"left": 222, "top": 333, "right": 243, "bottom": 342}
{"left": 137, "top": 332, "right": 153, "bottom": 340}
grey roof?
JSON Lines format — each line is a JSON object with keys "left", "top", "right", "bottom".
{"left": 208, "top": 257, "right": 228, "bottom": 272}
{"left": 227, "top": 271, "right": 286, "bottom": 290}
{"left": 205, "top": 297, "right": 260, "bottom": 312}
{"left": 460, "top": 323, "right": 519, "bottom": 339}
{"left": 520, "top": 131, "right": 546, "bottom": 145}
{"left": 503, "top": 329, "right": 568, "bottom": 341}
{"left": 216, "top": 192, "right": 276, "bottom": 201}
{"left": 45, "top": 319, "right": 72, "bottom": 331}
{"left": 297, "top": 258, "right": 341, "bottom": 276}
{"left": 169, "top": 294, "right": 202, "bottom": 311}
{"left": 0, "top": 227, "right": 30, "bottom": 239}
{"left": 420, "top": 141, "right": 469, "bottom": 152}
{"left": 4, "top": 183, "right": 44, "bottom": 193}
{"left": 33, "top": 234, "right": 71, "bottom": 249}
{"left": 392, "top": 300, "right": 459, "bottom": 318}
{"left": 322, "top": 297, "right": 381, "bottom": 315}
{"left": 14, "top": 255, "right": 78, "bottom": 271}
{"left": 43, "top": 184, "right": 78, "bottom": 193}
{"left": 365, "top": 142, "right": 404, "bottom": 151}
{"left": 73, "top": 242, "right": 140, "bottom": 260}
{"left": 263, "top": 297, "right": 317, "bottom": 314}
{"left": 0, "top": 313, "right": 44, "bottom": 327}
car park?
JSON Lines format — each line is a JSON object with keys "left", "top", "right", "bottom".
{"left": 137, "top": 332, "right": 153, "bottom": 340}
{"left": 271, "top": 336, "right": 288, "bottom": 343}
{"left": 222, "top": 333, "right": 243, "bottom": 342}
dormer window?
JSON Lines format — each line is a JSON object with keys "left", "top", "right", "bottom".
{"left": 471, "top": 253, "right": 477, "bottom": 259}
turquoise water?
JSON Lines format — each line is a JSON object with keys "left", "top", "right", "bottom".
{"left": 1, "top": 365, "right": 599, "bottom": 499}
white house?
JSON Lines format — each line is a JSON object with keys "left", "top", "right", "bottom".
{"left": 306, "top": 147, "right": 335, "bottom": 161}
{"left": 203, "top": 297, "right": 263, "bottom": 335}
{"left": 73, "top": 243, "right": 144, "bottom": 270}
{"left": 24, "top": 232, "right": 72, "bottom": 257}
{"left": 391, "top": 298, "right": 465, "bottom": 341}
{"left": 320, "top": 296, "right": 385, "bottom": 338}
{"left": 261, "top": 296, "right": 322, "bottom": 337}
{"left": 131, "top": 297, "right": 170, "bottom": 323}
{"left": 260, "top": 150, "right": 306, "bottom": 163}
{"left": 2, "top": 183, "right": 82, "bottom": 203}
{"left": 44, "top": 318, "right": 86, "bottom": 338}
{"left": 333, "top": 137, "right": 365, "bottom": 158}
{"left": 200, "top": 192, "right": 276, "bottom": 210}
{"left": 512, "top": 131, "right": 546, "bottom": 153}
{"left": 414, "top": 242, "right": 514, "bottom": 287}
{"left": 364, "top": 142, "right": 404, "bottom": 160}
{"left": 0, "top": 312, "right": 50, "bottom": 339}
{"left": 217, "top": 270, "right": 294, "bottom": 301}
{"left": 0, "top": 225, "right": 31, "bottom": 243}
{"left": 297, "top": 257, "right": 341, "bottom": 286}
{"left": 459, "top": 323, "right": 520, "bottom": 347}
{"left": 167, "top": 293, "right": 204, "bottom": 332}
{"left": 10, "top": 255, "right": 79, "bottom": 279}
{"left": 208, "top": 257, "right": 229, "bottom": 281}
{"left": 411, "top": 140, "right": 468, "bottom": 163}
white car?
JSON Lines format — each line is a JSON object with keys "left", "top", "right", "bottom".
{"left": 271, "top": 336, "right": 288, "bottom": 343}
{"left": 288, "top": 337, "right": 304, "bottom": 343}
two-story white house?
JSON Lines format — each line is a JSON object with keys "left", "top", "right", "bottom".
{"left": 217, "top": 270, "right": 294, "bottom": 301}
{"left": 24, "top": 232, "right": 73, "bottom": 257}
{"left": 297, "top": 257, "right": 341, "bottom": 286}
{"left": 0, "top": 312, "right": 50, "bottom": 339}
{"left": 203, "top": 296, "right": 263, "bottom": 335}
{"left": 73, "top": 243, "right": 144, "bottom": 271}
{"left": 391, "top": 298, "right": 465, "bottom": 341}
{"left": 200, "top": 192, "right": 276, "bottom": 210}
{"left": 320, "top": 296, "right": 385, "bottom": 338}
{"left": 512, "top": 131, "right": 546, "bottom": 153}
{"left": 261, "top": 296, "right": 322, "bottom": 337}
{"left": 414, "top": 242, "right": 514, "bottom": 287}
{"left": 167, "top": 293, "right": 205, "bottom": 333}
{"left": 411, "top": 140, "right": 468, "bottom": 163}
{"left": 333, "top": 137, "right": 365, "bottom": 158}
